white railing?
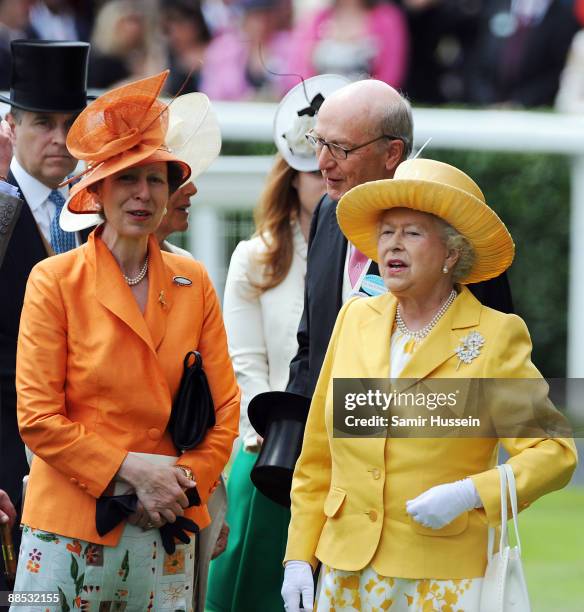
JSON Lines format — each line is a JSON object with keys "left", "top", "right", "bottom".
{"left": 3, "top": 97, "right": 583, "bottom": 376}
{"left": 194, "top": 103, "right": 584, "bottom": 378}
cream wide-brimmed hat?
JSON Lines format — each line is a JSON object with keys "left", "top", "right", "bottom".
{"left": 336, "top": 159, "right": 515, "bottom": 284}
{"left": 274, "top": 74, "right": 350, "bottom": 172}
{"left": 165, "top": 91, "right": 221, "bottom": 180}
{"left": 60, "top": 82, "right": 221, "bottom": 232}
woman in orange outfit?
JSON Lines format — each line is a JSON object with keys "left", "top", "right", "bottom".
{"left": 12, "top": 71, "right": 239, "bottom": 612}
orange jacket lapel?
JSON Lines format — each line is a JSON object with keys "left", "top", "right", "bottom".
{"left": 144, "top": 235, "right": 173, "bottom": 353}
{"left": 92, "top": 232, "right": 156, "bottom": 353}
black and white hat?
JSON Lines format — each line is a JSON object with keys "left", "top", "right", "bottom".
{"left": 274, "top": 74, "right": 350, "bottom": 172}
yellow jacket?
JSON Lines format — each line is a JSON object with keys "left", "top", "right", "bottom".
{"left": 284, "top": 287, "right": 577, "bottom": 579}
{"left": 16, "top": 231, "right": 240, "bottom": 545}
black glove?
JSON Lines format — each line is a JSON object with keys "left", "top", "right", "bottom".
{"left": 96, "top": 494, "right": 137, "bottom": 536}
{"left": 186, "top": 485, "right": 201, "bottom": 507}
{"left": 96, "top": 485, "right": 201, "bottom": 537}
{"left": 159, "top": 516, "right": 200, "bottom": 554}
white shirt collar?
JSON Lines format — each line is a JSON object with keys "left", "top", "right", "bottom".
{"left": 10, "top": 156, "right": 69, "bottom": 212}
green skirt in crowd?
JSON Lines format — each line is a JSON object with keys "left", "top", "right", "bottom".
{"left": 206, "top": 445, "right": 290, "bottom": 612}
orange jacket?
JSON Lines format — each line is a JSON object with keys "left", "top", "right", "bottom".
{"left": 16, "top": 231, "right": 240, "bottom": 546}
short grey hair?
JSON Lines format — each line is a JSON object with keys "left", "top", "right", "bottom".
{"left": 380, "top": 95, "right": 413, "bottom": 162}
{"left": 9, "top": 107, "right": 24, "bottom": 123}
{"left": 434, "top": 216, "right": 476, "bottom": 283}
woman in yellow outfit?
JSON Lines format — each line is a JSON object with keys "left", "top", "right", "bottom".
{"left": 281, "top": 159, "right": 577, "bottom": 611}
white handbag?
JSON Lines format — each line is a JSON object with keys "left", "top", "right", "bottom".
{"left": 479, "top": 464, "right": 531, "bottom": 612}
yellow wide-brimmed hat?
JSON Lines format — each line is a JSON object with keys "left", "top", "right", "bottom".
{"left": 337, "top": 159, "right": 515, "bottom": 284}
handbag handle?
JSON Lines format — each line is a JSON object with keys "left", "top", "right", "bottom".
{"left": 503, "top": 463, "right": 523, "bottom": 555}
{"left": 487, "top": 464, "right": 522, "bottom": 561}
{"left": 498, "top": 464, "right": 508, "bottom": 553}
{"left": 487, "top": 464, "right": 507, "bottom": 560}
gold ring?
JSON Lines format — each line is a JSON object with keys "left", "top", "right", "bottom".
{"left": 145, "top": 522, "right": 154, "bottom": 529}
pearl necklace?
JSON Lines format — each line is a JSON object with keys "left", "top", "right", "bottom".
{"left": 396, "top": 289, "right": 457, "bottom": 342}
{"left": 124, "top": 255, "right": 149, "bottom": 286}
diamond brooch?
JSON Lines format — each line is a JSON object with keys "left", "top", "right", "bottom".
{"left": 455, "top": 331, "right": 485, "bottom": 369}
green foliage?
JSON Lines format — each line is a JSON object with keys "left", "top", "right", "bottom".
{"left": 221, "top": 141, "right": 277, "bottom": 156}
{"left": 431, "top": 150, "right": 570, "bottom": 377}
{"left": 520, "top": 485, "right": 584, "bottom": 610}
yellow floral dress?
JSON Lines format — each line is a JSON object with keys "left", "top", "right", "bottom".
{"left": 315, "top": 565, "right": 482, "bottom": 612}
{"left": 314, "top": 326, "right": 483, "bottom": 612}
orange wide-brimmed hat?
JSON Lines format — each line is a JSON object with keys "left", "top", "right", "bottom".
{"left": 65, "top": 70, "right": 191, "bottom": 217}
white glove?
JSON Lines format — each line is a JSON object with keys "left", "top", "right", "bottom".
{"left": 282, "top": 560, "right": 314, "bottom": 612}
{"left": 406, "top": 478, "right": 483, "bottom": 529}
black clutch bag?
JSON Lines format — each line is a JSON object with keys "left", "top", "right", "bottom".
{"left": 169, "top": 351, "right": 216, "bottom": 452}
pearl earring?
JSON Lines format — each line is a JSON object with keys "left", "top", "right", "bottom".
{"left": 163, "top": 207, "right": 168, "bottom": 215}
{"left": 95, "top": 203, "right": 103, "bottom": 212}
{"left": 442, "top": 264, "right": 448, "bottom": 274}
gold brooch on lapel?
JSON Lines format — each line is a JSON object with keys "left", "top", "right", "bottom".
{"left": 158, "top": 290, "right": 167, "bottom": 308}
{"left": 173, "top": 276, "right": 192, "bottom": 286}
{"left": 455, "top": 331, "right": 485, "bottom": 369}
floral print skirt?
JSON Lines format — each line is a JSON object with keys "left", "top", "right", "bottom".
{"left": 11, "top": 522, "right": 196, "bottom": 612}
{"left": 315, "top": 564, "right": 483, "bottom": 612}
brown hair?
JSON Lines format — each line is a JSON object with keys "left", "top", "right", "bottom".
{"left": 252, "top": 154, "right": 299, "bottom": 292}
{"left": 167, "top": 161, "right": 184, "bottom": 194}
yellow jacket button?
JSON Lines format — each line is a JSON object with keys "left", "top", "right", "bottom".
{"left": 371, "top": 469, "right": 381, "bottom": 480}
{"left": 368, "top": 510, "right": 378, "bottom": 522}
{"left": 70, "top": 477, "right": 78, "bottom": 485}
{"left": 79, "top": 483, "right": 87, "bottom": 490}
{"left": 148, "top": 428, "right": 161, "bottom": 440}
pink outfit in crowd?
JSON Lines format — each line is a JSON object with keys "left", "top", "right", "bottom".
{"left": 289, "top": 3, "right": 409, "bottom": 88}
{"left": 200, "top": 28, "right": 295, "bottom": 101}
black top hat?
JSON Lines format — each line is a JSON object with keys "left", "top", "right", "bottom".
{"left": 248, "top": 391, "right": 311, "bottom": 507}
{"left": 0, "top": 40, "right": 91, "bottom": 113}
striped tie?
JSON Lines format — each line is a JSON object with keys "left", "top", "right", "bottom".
{"left": 49, "top": 190, "right": 76, "bottom": 254}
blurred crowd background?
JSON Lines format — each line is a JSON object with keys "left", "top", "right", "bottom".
{"left": 2, "top": 0, "right": 583, "bottom": 380}
{"left": 2, "top": 0, "right": 584, "bottom": 111}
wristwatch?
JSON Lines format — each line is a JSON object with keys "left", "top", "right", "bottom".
{"left": 175, "top": 464, "right": 194, "bottom": 481}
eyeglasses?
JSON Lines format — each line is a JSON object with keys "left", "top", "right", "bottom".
{"left": 305, "top": 131, "right": 403, "bottom": 161}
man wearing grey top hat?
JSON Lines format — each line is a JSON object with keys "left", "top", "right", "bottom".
{"left": 0, "top": 40, "right": 92, "bottom": 583}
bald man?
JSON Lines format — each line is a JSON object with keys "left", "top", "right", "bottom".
{"left": 286, "top": 79, "right": 513, "bottom": 402}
